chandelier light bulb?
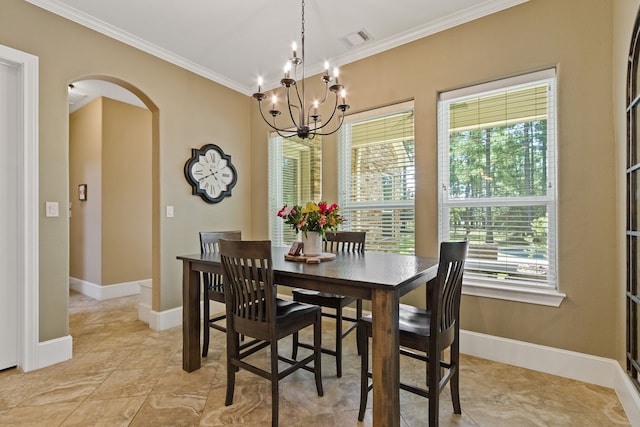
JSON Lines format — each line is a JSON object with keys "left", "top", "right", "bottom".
{"left": 284, "top": 61, "right": 292, "bottom": 78}
{"left": 291, "top": 41, "right": 298, "bottom": 58}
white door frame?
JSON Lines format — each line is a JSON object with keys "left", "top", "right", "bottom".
{"left": 0, "top": 44, "right": 39, "bottom": 372}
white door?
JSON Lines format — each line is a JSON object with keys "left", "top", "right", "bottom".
{"left": 0, "top": 59, "right": 19, "bottom": 370}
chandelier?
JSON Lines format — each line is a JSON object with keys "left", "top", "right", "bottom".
{"left": 252, "top": 0, "right": 349, "bottom": 139}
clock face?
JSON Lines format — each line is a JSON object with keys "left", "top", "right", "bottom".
{"left": 184, "top": 144, "right": 237, "bottom": 204}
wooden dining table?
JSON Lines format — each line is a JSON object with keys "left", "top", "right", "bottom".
{"left": 177, "top": 246, "right": 439, "bottom": 427}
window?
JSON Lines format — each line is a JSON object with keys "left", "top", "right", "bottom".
{"left": 269, "top": 134, "right": 321, "bottom": 246}
{"left": 438, "top": 69, "right": 558, "bottom": 294}
{"left": 626, "top": 8, "right": 640, "bottom": 394}
{"left": 338, "top": 102, "right": 415, "bottom": 254}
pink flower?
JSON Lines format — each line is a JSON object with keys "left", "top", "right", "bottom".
{"left": 278, "top": 205, "right": 295, "bottom": 217}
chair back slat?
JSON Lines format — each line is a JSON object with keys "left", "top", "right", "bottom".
{"left": 324, "top": 231, "right": 366, "bottom": 253}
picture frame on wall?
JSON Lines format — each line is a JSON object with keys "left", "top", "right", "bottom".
{"left": 78, "top": 184, "right": 87, "bottom": 201}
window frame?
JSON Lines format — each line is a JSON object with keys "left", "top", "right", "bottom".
{"left": 437, "top": 69, "right": 565, "bottom": 307}
{"left": 338, "top": 101, "right": 416, "bottom": 254}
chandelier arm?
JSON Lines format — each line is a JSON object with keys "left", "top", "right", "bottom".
{"left": 312, "top": 94, "right": 340, "bottom": 131}
{"left": 257, "top": 101, "right": 291, "bottom": 133}
{"left": 275, "top": 128, "right": 299, "bottom": 138}
{"left": 284, "top": 87, "right": 303, "bottom": 130}
{"left": 317, "top": 81, "right": 331, "bottom": 105}
{"left": 308, "top": 113, "right": 347, "bottom": 137}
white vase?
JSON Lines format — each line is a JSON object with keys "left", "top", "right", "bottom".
{"left": 301, "top": 231, "right": 323, "bottom": 256}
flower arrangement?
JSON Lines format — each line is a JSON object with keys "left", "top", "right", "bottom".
{"left": 277, "top": 201, "right": 344, "bottom": 238}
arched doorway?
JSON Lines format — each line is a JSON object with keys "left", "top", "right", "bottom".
{"left": 67, "top": 77, "right": 156, "bottom": 323}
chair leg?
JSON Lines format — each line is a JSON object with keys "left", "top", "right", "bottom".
{"left": 225, "top": 332, "right": 239, "bottom": 406}
{"left": 291, "top": 331, "right": 299, "bottom": 360}
{"left": 335, "top": 308, "right": 343, "bottom": 378}
{"left": 314, "top": 312, "right": 324, "bottom": 397}
{"left": 355, "top": 299, "right": 363, "bottom": 355}
{"left": 428, "top": 352, "right": 440, "bottom": 427}
{"left": 357, "top": 322, "right": 368, "bottom": 422}
{"left": 270, "top": 340, "right": 279, "bottom": 427}
{"left": 451, "top": 342, "right": 461, "bottom": 414}
{"left": 202, "top": 295, "right": 210, "bottom": 357}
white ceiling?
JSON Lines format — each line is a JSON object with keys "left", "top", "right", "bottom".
{"left": 30, "top": 0, "right": 528, "bottom": 105}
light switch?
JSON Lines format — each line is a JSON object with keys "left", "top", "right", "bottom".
{"left": 166, "top": 205, "right": 174, "bottom": 218}
{"left": 45, "top": 202, "right": 59, "bottom": 217}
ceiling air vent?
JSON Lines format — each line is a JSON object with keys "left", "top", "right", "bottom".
{"left": 342, "top": 29, "right": 373, "bottom": 48}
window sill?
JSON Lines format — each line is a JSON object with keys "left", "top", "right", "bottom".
{"left": 462, "top": 280, "right": 565, "bottom": 307}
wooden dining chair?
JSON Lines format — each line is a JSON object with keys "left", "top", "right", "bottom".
{"left": 199, "top": 230, "right": 241, "bottom": 357}
{"left": 291, "top": 231, "right": 366, "bottom": 377}
{"left": 219, "top": 239, "right": 324, "bottom": 427}
{"left": 357, "top": 240, "right": 468, "bottom": 426}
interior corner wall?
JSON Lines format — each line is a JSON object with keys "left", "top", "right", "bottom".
{"left": 101, "top": 97, "right": 152, "bottom": 285}
{"left": 69, "top": 98, "right": 103, "bottom": 285}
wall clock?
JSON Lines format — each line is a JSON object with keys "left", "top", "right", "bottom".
{"left": 184, "top": 144, "right": 237, "bottom": 204}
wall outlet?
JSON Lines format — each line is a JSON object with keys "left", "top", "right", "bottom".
{"left": 166, "top": 205, "right": 174, "bottom": 218}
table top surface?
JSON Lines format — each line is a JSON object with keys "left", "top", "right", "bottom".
{"left": 178, "top": 246, "right": 439, "bottom": 290}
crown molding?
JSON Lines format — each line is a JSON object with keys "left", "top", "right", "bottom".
{"left": 25, "top": 0, "right": 247, "bottom": 94}
{"left": 26, "top": 0, "right": 529, "bottom": 96}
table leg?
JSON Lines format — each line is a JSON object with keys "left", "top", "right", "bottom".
{"left": 182, "top": 260, "right": 201, "bottom": 372}
{"left": 371, "top": 288, "right": 400, "bottom": 427}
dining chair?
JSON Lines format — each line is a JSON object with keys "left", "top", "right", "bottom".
{"left": 357, "top": 240, "right": 468, "bottom": 426}
{"left": 291, "top": 231, "right": 366, "bottom": 377}
{"left": 199, "top": 230, "right": 241, "bottom": 357}
{"left": 219, "top": 239, "right": 324, "bottom": 427}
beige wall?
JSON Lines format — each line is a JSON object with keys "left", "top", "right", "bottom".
{"left": 2, "top": 0, "right": 252, "bottom": 341}
{"left": 69, "top": 98, "right": 102, "bottom": 285}
{"left": 69, "top": 97, "right": 153, "bottom": 286}
{"left": 101, "top": 98, "right": 152, "bottom": 285}
{"left": 251, "top": 0, "right": 620, "bottom": 359}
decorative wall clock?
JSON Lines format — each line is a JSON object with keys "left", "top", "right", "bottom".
{"left": 184, "top": 144, "right": 237, "bottom": 204}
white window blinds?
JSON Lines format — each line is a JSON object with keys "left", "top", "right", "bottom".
{"left": 339, "top": 102, "right": 415, "bottom": 254}
{"left": 438, "top": 69, "right": 558, "bottom": 289}
{"left": 269, "top": 134, "right": 322, "bottom": 246}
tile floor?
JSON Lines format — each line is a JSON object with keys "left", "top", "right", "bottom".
{"left": 0, "top": 291, "right": 632, "bottom": 426}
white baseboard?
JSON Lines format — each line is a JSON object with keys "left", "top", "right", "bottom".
{"left": 460, "top": 330, "right": 640, "bottom": 425}
{"left": 37, "top": 335, "right": 72, "bottom": 370}
{"left": 137, "top": 281, "right": 153, "bottom": 324}
{"left": 148, "top": 306, "right": 182, "bottom": 331}
{"left": 145, "top": 300, "right": 225, "bottom": 331}
{"left": 69, "top": 277, "right": 147, "bottom": 300}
